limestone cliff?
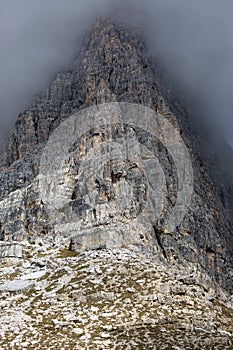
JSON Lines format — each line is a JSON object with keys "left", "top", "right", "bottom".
{"left": 0, "top": 17, "right": 233, "bottom": 295}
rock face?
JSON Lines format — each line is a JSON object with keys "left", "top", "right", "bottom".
{"left": 0, "top": 17, "right": 233, "bottom": 294}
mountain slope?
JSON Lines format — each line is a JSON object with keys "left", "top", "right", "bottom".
{"left": 1, "top": 242, "right": 233, "bottom": 349}
{"left": 0, "top": 18, "right": 232, "bottom": 291}
{"left": 0, "top": 18, "right": 233, "bottom": 350}
{"left": 1, "top": 16, "right": 233, "bottom": 349}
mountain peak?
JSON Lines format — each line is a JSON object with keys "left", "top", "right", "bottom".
{"left": 0, "top": 14, "right": 232, "bottom": 291}
{"left": 0, "top": 17, "right": 233, "bottom": 348}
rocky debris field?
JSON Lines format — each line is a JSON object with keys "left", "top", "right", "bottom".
{"left": 0, "top": 238, "right": 233, "bottom": 350}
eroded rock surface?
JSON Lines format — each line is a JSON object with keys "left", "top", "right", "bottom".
{"left": 0, "top": 239, "right": 233, "bottom": 349}
{"left": 0, "top": 17, "right": 233, "bottom": 296}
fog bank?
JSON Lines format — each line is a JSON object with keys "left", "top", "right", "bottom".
{"left": 0, "top": 0, "right": 233, "bottom": 147}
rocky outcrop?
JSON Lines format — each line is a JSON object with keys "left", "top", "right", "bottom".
{"left": 0, "top": 242, "right": 22, "bottom": 266}
{"left": 0, "top": 18, "right": 233, "bottom": 294}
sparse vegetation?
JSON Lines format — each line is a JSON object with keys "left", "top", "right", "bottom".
{"left": 1, "top": 243, "right": 232, "bottom": 349}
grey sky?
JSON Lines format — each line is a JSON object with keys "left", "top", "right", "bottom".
{"left": 0, "top": 0, "right": 111, "bottom": 137}
{"left": 142, "top": 0, "right": 233, "bottom": 147}
{"left": 0, "top": 0, "right": 232, "bottom": 147}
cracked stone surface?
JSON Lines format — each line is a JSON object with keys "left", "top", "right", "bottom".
{"left": 0, "top": 239, "right": 233, "bottom": 349}
{"left": 0, "top": 16, "right": 233, "bottom": 349}
{"left": 0, "top": 17, "right": 232, "bottom": 291}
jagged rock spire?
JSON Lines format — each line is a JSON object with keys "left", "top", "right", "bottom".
{"left": 0, "top": 18, "right": 232, "bottom": 293}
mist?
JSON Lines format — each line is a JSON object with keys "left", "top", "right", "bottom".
{"left": 0, "top": 0, "right": 112, "bottom": 139}
{"left": 0, "top": 0, "right": 233, "bottom": 148}
{"left": 142, "top": 0, "right": 233, "bottom": 148}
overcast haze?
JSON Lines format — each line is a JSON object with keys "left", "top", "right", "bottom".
{"left": 0, "top": 0, "right": 233, "bottom": 147}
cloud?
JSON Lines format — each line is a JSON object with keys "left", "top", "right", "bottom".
{"left": 0, "top": 0, "right": 112, "bottom": 138}
{"left": 141, "top": 0, "right": 233, "bottom": 146}
{"left": 0, "top": 0, "right": 233, "bottom": 148}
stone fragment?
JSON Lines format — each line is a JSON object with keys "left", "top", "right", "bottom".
{"left": 0, "top": 279, "right": 33, "bottom": 293}
{"left": 73, "top": 328, "right": 84, "bottom": 335}
{"left": 20, "top": 270, "right": 47, "bottom": 280}
{"left": 0, "top": 243, "right": 22, "bottom": 259}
